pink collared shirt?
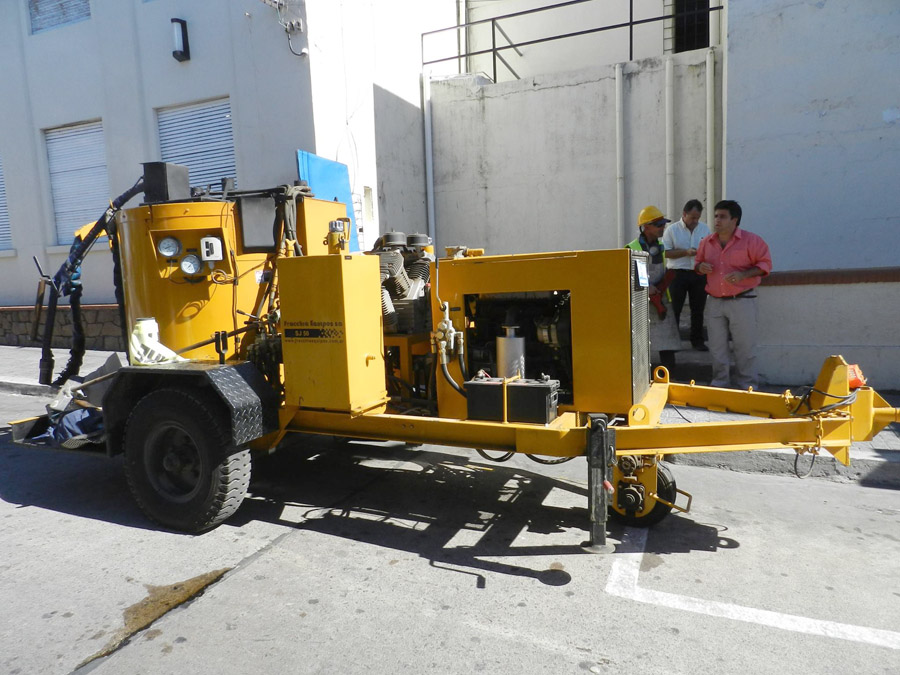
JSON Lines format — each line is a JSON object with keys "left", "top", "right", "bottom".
{"left": 694, "top": 228, "right": 772, "bottom": 298}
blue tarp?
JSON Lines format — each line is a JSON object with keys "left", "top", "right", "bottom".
{"left": 32, "top": 407, "right": 105, "bottom": 449}
{"left": 296, "top": 151, "right": 361, "bottom": 252}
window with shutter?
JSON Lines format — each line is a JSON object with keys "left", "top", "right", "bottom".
{"left": 29, "top": 0, "right": 91, "bottom": 34}
{"left": 0, "top": 158, "right": 11, "bottom": 250}
{"left": 158, "top": 99, "right": 237, "bottom": 189}
{"left": 45, "top": 121, "right": 110, "bottom": 245}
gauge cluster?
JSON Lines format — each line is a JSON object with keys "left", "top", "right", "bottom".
{"left": 153, "top": 233, "right": 225, "bottom": 280}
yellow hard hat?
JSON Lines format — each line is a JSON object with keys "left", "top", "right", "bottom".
{"left": 637, "top": 205, "right": 670, "bottom": 228}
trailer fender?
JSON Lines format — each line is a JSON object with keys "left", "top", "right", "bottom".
{"left": 102, "top": 361, "right": 279, "bottom": 456}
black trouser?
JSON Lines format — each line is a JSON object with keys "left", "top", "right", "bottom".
{"left": 669, "top": 269, "right": 707, "bottom": 345}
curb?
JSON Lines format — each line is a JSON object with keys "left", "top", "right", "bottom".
{"left": 668, "top": 447, "right": 900, "bottom": 490}
{"left": 0, "top": 380, "right": 58, "bottom": 398}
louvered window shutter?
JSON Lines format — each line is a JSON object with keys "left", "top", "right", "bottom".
{"left": 0, "top": 158, "right": 11, "bottom": 250}
{"left": 45, "top": 121, "right": 110, "bottom": 246}
{"left": 158, "top": 99, "right": 237, "bottom": 189}
{"left": 29, "top": 0, "right": 91, "bottom": 34}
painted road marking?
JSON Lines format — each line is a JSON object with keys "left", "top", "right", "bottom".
{"left": 605, "top": 527, "right": 900, "bottom": 651}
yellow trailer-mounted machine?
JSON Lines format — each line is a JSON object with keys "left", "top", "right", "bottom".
{"left": 17, "top": 164, "right": 900, "bottom": 548}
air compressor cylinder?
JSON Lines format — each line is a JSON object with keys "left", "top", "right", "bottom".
{"left": 497, "top": 326, "right": 525, "bottom": 378}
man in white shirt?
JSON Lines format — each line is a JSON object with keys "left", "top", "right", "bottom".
{"left": 662, "top": 199, "right": 711, "bottom": 350}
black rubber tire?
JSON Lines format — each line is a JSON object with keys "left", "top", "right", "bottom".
{"left": 609, "top": 462, "right": 677, "bottom": 527}
{"left": 123, "top": 388, "right": 250, "bottom": 533}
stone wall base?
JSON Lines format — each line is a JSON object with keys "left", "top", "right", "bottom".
{"left": 0, "top": 304, "right": 126, "bottom": 351}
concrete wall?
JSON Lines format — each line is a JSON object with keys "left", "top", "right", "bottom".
{"left": 757, "top": 282, "right": 900, "bottom": 391}
{"left": 727, "top": 0, "right": 900, "bottom": 387}
{"left": 429, "top": 49, "right": 720, "bottom": 255}
{"left": 725, "top": 0, "right": 900, "bottom": 271}
{"left": 0, "top": 0, "right": 454, "bottom": 305}
{"left": 372, "top": 2, "right": 460, "bottom": 239}
{"left": 305, "top": 1, "right": 458, "bottom": 246}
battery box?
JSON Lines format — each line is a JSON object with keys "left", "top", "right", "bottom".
{"left": 464, "top": 376, "right": 560, "bottom": 424}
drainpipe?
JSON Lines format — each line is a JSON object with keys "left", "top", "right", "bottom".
{"left": 721, "top": 0, "right": 728, "bottom": 197}
{"left": 423, "top": 67, "right": 436, "bottom": 245}
{"left": 709, "top": 0, "right": 721, "bottom": 47}
{"left": 665, "top": 57, "right": 675, "bottom": 219}
{"left": 706, "top": 48, "right": 716, "bottom": 209}
{"left": 615, "top": 63, "right": 625, "bottom": 246}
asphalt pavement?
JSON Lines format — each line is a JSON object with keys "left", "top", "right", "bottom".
{"left": 0, "top": 435, "right": 898, "bottom": 674}
{"left": 1, "top": 345, "right": 899, "bottom": 673}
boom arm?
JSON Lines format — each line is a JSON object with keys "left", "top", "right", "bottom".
{"left": 38, "top": 177, "right": 144, "bottom": 386}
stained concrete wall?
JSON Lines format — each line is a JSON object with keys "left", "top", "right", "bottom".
{"left": 726, "top": 0, "right": 900, "bottom": 271}
{"left": 757, "top": 283, "right": 900, "bottom": 391}
{"left": 726, "top": 0, "right": 900, "bottom": 388}
{"left": 430, "top": 49, "right": 720, "bottom": 256}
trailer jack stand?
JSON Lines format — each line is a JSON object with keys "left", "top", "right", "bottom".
{"left": 582, "top": 414, "right": 617, "bottom": 554}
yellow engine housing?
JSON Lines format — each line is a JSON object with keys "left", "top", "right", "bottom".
{"left": 116, "top": 196, "right": 346, "bottom": 360}
{"left": 278, "top": 254, "right": 388, "bottom": 414}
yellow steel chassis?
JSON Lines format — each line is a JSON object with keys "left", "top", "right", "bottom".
{"left": 272, "top": 355, "right": 898, "bottom": 465}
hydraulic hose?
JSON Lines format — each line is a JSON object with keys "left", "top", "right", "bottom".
{"left": 50, "top": 284, "right": 84, "bottom": 387}
{"left": 440, "top": 361, "right": 467, "bottom": 398}
{"left": 457, "top": 349, "right": 469, "bottom": 382}
{"left": 38, "top": 287, "right": 60, "bottom": 385}
{"left": 108, "top": 217, "right": 131, "bottom": 364}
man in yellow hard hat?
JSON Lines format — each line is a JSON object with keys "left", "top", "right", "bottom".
{"left": 626, "top": 206, "right": 681, "bottom": 371}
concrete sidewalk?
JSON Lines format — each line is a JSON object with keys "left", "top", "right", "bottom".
{"left": 0, "top": 345, "right": 123, "bottom": 397}
{"left": 1, "top": 343, "right": 897, "bottom": 488}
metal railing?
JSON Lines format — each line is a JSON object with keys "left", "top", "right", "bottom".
{"left": 422, "top": 0, "right": 723, "bottom": 83}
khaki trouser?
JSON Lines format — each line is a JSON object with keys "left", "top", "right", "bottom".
{"left": 705, "top": 295, "right": 758, "bottom": 389}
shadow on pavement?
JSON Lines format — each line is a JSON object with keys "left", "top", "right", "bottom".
{"left": 0, "top": 430, "right": 743, "bottom": 580}
{"left": 0, "top": 430, "right": 151, "bottom": 530}
{"left": 235, "top": 435, "right": 742, "bottom": 584}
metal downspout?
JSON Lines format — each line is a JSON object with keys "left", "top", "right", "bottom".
{"left": 616, "top": 63, "right": 625, "bottom": 247}
{"left": 721, "top": 0, "right": 728, "bottom": 197}
{"left": 423, "top": 67, "right": 436, "bottom": 245}
{"left": 706, "top": 48, "right": 716, "bottom": 209}
{"left": 665, "top": 57, "right": 675, "bottom": 219}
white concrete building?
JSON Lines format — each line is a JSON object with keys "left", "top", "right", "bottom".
{"left": 0, "top": 0, "right": 458, "bottom": 306}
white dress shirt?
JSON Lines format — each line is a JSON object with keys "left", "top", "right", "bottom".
{"left": 662, "top": 218, "right": 711, "bottom": 270}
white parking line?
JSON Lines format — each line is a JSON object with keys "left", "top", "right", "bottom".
{"left": 605, "top": 527, "right": 900, "bottom": 651}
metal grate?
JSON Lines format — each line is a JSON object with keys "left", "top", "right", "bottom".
{"left": 630, "top": 250, "right": 650, "bottom": 403}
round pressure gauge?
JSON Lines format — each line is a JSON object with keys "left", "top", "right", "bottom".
{"left": 180, "top": 254, "right": 202, "bottom": 276}
{"left": 157, "top": 236, "right": 182, "bottom": 258}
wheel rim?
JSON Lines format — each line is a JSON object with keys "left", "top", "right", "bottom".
{"left": 143, "top": 423, "right": 205, "bottom": 503}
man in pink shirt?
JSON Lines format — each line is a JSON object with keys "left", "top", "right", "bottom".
{"left": 694, "top": 200, "right": 772, "bottom": 389}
